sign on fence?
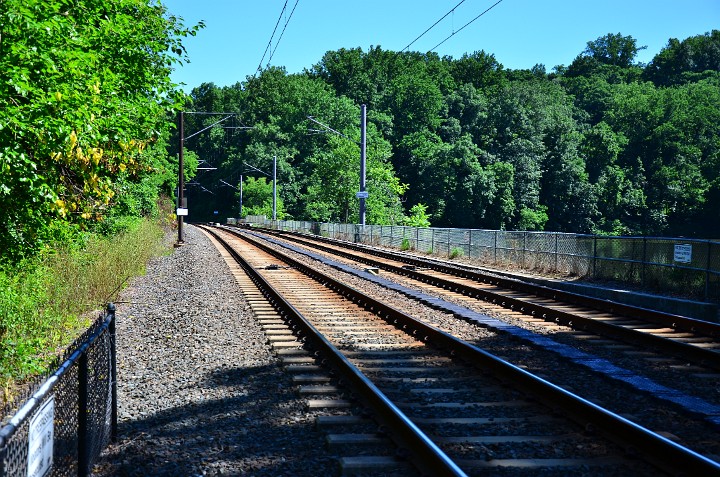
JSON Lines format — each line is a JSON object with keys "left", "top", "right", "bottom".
{"left": 27, "top": 397, "right": 54, "bottom": 477}
{"left": 674, "top": 244, "right": 692, "bottom": 263}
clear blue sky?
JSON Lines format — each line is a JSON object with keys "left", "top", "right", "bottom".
{"left": 165, "top": 0, "right": 720, "bottom": 92}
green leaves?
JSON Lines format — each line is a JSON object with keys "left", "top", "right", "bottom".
{"left": 0, "top": 0, "right": 201, "bottom": 260}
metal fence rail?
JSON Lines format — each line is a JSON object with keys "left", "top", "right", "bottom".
{"left": 0, "top": 304, "right": 117, "bottom": 477}
{"left": 243, "top": 218, "right": 720, "bottom": 303}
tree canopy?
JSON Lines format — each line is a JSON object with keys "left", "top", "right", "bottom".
{"left": 0, "top": 0, "right": 202, "bottom": 260}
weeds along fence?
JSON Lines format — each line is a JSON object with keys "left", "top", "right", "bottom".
{"left": 0, "top": 304, "right": 117, "bottom": 477}
{"left": 237, "top": 217, "right": 720, "bottom": 303}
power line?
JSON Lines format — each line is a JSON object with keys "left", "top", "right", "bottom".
{"left": 256, "top": 0, "right": 289, "bottom": 74}
{"left": 267, "top": 0, "right": 300, "bottom": 67}
{"left": 401, "top": 0, "right": 468, "bottom": 53}
{"left": 429, "top": 0, "right": 505, "bottom": 52}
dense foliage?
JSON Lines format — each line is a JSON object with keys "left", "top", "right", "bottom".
{"left": 185, "top": 31, "right": 719, "bottom": 238}
{"left": 0, "top": 0, "right": 201, "bottom": 261}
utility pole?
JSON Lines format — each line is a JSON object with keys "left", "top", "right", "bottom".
{"left": 360, "top": 104, "right": 367, "bottom": 226}
{"left": 272, "top": 155, "right": 277, "bottom": 221}
{"left": 239, "top": 174, "right": 243, "bottom": 219}
{"left": 177, "top": 111, "right": 185, "bottom": 244}
{"left": 307, "top": 108, "right": 367, "bottom": 225}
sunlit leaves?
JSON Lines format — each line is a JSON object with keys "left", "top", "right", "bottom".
{"left": 0, "top": 0, "right": 202, "bottom": 259}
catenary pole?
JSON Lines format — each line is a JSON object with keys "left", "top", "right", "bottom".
{"left": 360, "top": 104, "right": 367, "bottom": 226}
{"left": 178, "top": 111, "right": 184, "bottom": 244}
{"left": 272, "top": 155, "right": 277, "bottom": 221}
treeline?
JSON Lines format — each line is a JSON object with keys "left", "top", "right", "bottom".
{"left": 185, "top": 31, "right": 720, "bottom": 237}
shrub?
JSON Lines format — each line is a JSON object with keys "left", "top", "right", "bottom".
{"left": 449, "top": 247, "right": 464, "bottom": 259}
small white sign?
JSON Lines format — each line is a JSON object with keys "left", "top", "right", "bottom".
{"left": 674, "top": 244, "right": 692, "bottom": 263}
{"left": 356, "top": 191, "right": 369, "bottom": 199}
{"left": 28, "top": 396, "right": 54, "bottom": 477}
{"left": 176, "top": 208, "right": 188, "bottom": 216}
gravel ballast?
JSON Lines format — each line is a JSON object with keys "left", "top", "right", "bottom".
{"left": 92, "top": 225, "right": 337, "bottom": 476}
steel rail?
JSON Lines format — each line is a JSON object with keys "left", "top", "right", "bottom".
{"left": 202, "top": 226, "right": 467, "bottom": 476}
{"left": 217, "top": 226, "right": 720, "bottom": 476}
{"left": 259, "top": 228, "right": 720, "bottom": 370}
{"left": 267, "top": 228, "right": 719, "bottom": 334}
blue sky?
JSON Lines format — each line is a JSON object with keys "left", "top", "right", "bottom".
{"left": 165, "top": 0, "right": 720, "bottom": 92}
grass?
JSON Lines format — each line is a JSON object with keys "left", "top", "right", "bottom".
{"left": 0, "top": 218, "right": 171, "bottom": 405}
{"left": 400, "top": 237, "right": 412, "bottom": 251}
{"left": 449, "top": 247, "right": 464, "bottom": 259}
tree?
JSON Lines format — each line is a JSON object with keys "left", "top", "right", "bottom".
{"left": 565, "top": 33, "right": 645, "bottom": 83}
{"left": 644, "top": 30, "right": 720, "bottom": 86}
{"left": 448, "top": 50, "right": 506, "bottom": 90}
{"left": 240, "top": 176, "right": 284, "bottom": 219}
{"left": 582, "top": 33, "right": 645, "bottom": 68}
{"left": 0, "top": 0, "right": 201, "bottom": 260}
{"left": 403, "top": 203, "right": 431, "bottom": 227}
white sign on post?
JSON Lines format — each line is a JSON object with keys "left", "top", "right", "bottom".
{"left": 176, "top": 208, "right": 188, "bottom": 216}
{"left": 27, "top": 396, "right": 54, "bottom": 477}
{"left": 674, "top": 244, "right": 692, "bottom": 263}
{"left": 356, "top": 191, "right": 369, "bottom": 199}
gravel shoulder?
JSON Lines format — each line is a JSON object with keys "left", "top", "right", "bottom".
{"left": 92, "top": 225, "right": 337, "bottom": 476}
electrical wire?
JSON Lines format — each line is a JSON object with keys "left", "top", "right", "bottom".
{"left": 429, "top": 0, "right": 505, "bottom": 52}
{"left": 401, "top": 0, "right": 468, "bottom": 52}
{"left": 267, "top": 0, "right": 300, "bottom": 67}
{"left": 256, "top": 0, "right": 289, "bottom": 74}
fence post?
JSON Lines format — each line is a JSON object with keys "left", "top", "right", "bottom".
{"left": 108, "top": 303, "right": 118, "bottom": 443}
{"left": 468, "top": 230, "right": 472, "bottom": 257}
{"left": 416, "top": 225, "right": 420, "bottom": 251}
{"left": 593, "top": 235, "right": 598, "bottom": 278}
{"left": 707, "top": 241, "right": 712, "bottom": 302}
{"left": 494, "top": 230, "right": 498, "bottom": 265}
{"left": 523, "top": 232, "right": 527, "bottom": 269}
{"left": 642, "top": 237, "right": 647, "bottom": 287}
{"left": 78, "top": 351, "right": 90, "bottom": 477}
{"left": 555, "top": 232, "right": 559, "bottom": 272}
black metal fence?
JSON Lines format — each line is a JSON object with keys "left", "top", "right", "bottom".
{"left": 0, "top": 304, "right": 117, "bottom": 477}
{"left": 243, "top": 218, "right": 720, "bottom": 303}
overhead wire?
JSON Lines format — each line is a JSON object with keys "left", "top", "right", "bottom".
{"left": 255, "top": 0, "right": 289, "bottom": 74}
{"left": 429, "top": 0, "right": 505, "bottom": 52}
{"left": 267, "top": 0, "right": 300, "bottom": 67}
{"left": 401, "top": 0, "right": 468, "bottom": 53}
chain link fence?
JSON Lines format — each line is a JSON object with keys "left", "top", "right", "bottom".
{"left": 239, "top": 218, "right": 720, "bottom": 303}
{"left": 0, "top": 304, "right": 117, "bottom": 477}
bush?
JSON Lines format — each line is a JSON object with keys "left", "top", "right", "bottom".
{"left": 449, "top": 247, "right": 464, "bottom": 259}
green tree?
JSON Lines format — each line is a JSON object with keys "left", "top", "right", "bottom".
{"left": 240, "top": 176, "right": 284, "bottom": 219}
{"left": 0, "top": 0, "right": 201, "bottom": 260}
{"left": 448, "top": 50, "right": 506, "bottom": 90}
{"left": 582, "top": 33, "right": 646, "bottom": 67}
{"left": 403, "top": 203, "right": 431, "bottom": 227}
{"left": 644, "top": 30, "right": 720, "bottom": 86}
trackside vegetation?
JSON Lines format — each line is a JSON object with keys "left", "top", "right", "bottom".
{"left": 0, "top": 218, "right": 169, "bottom": 399}
{"left": 0, "top": 0, "right": 201, "bottom": 392}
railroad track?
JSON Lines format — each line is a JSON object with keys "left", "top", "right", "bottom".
{"left": 200, "top": 225, "right": 720, "bottom": 476}
{"left": 252, "top": 226, "right": 720, "bottom": 370}
{"left": 234, "top": 226, "right": 720, "bottom": 429}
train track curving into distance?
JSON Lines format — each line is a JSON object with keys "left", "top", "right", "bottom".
{"left": 200, "top": 224, "right": 720, "bottom": 476}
